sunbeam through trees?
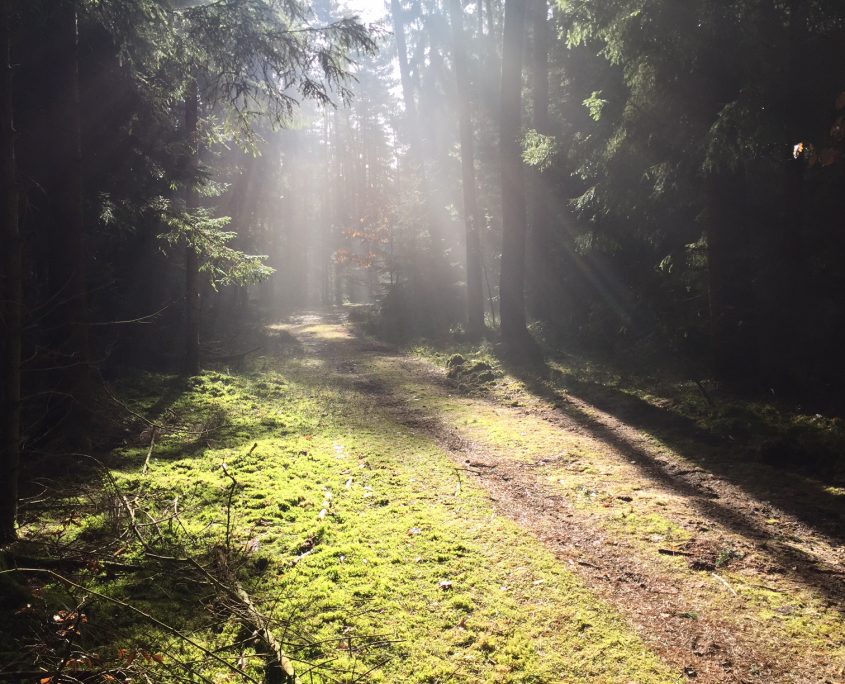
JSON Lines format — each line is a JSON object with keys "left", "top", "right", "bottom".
{"left": 1, "top": 0, "right": 845, "bottom": 682}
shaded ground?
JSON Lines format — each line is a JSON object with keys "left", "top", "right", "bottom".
{"left": 274, "top": 308, "right": 845, "bottom": 684}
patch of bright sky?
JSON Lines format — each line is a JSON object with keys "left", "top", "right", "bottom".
{"left": 339, "top": 0, "right": 389, "bottom": 23}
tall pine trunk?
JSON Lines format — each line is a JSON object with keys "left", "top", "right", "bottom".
{"left": 448, "top": 0, "right": 484, "bottom": 340}
{"left": 527, "top": 0, "right": 553, "bottom": 321}
{"left": 773, "top": 0, "right": 808, "bottom": 386}
{"left": 390, "top": 0, "right": 445, "bottom": 264}
{"left": 705, "top": 170, "right": 757, "bottom": 384}
{"left": 499, "top": 0, "right": 530, "bottom": 349}
{"left": 1, "top": 0, "right": 21, "bottom": 543}
{"left": 47, "top": 0, "right": 91, "bottom": 442}
{"left": 390, "top": 0, "right": 417, "bottom": 151}
{"left": 184, "top": 79, "right": 201, "bottom": 375}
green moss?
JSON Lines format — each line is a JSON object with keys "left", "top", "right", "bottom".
{"left": 730, "top": 577, "right": 845, "bottom": 658}
{"left": 70, "top": 350, "right": 682, "bottom": 683}
{"left": 599, "top": 512, "right": 686, "bottom": 547}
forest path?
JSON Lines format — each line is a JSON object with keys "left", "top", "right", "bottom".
{"left": 273, "top": 308, "right": 845, "bottom": 684}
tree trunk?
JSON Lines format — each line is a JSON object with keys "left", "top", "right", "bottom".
{"left": 321, "top": 111, "right": 332, "bottom": 305}
{"left": 390, "top": 0, "right": 445, "bottom": 262}
{"left": 705, "top": 170, "right": 757, "bottom": 384}
{"left": 527, "top": 0, "right": 554, "bottom": 322}
{"left": 771, "top": 0, "right": 808, "bottom": 385}
{"left": 390, "top": 0, "right": 419, "bottom": 150}
{"left": 46, "top": 0, "right": 92, "bottom": 442}
{"left": 184, "top": 79, "right": 201, "bottom": 376}
{"left": 449, "top": 0, "right": 485, "bottom": 340}
{"left": 531, "top": 0, "right": 549, "bottom": 136}
{"left": 498, "top": 0, "right": 531, "bottom": 350}
{"left": 1, "top": 0, "right": 21, "bottom": 543}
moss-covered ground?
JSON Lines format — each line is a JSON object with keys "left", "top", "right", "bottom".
{"left": 6, "top": 310, "right": 844, "bottom": 684}
{"left": 399, "top": 338, "right": 845, "bottom": 683}
{"left": 5, "top": 316, "right": 687, "bottom": 684}
{"left": 123, "top": 365, "right": 678, "bottom": 682}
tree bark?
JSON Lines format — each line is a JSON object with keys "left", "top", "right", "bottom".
{"left": 771, "top": 0, "right": 808, "bottom": 384}
{"left": 531, "top": 0, "right": 549, "bottom": 137}
{"left": 527, "top": 0, "right": 554, "bottom": 321}
{"left": 184, "top": 79, "right": 201, "bottom": 376}
{"left": 1, "top": 0, "right": 21, "bottom": 543}
{"left": 705, "top": 170, "right": 757, "bottom": 384}
{"left": 46, "top": 0, "right": 92, "bottom": 442}
{"left": 499, "top": 0, "right": 531, "bottom": 349}
{"left": 449, "top": 0, "right": 485, "bottom": 340}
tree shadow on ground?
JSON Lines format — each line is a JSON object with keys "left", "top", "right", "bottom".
{"left": 285, "top": 323, "right": 845, "bottom": 609}
{"left": 500, "top": 356, "right": 845, "bottom": 543}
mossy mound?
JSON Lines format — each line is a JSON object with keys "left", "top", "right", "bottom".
{"left": 446, "top": 356, "right": 498, "bottom": 386}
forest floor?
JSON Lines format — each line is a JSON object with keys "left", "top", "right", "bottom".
{"left": 7, "top": 308, "right": 845, "bottom": 683}
{"left": 259, "top": 309, "right": 845, "bottom": 683}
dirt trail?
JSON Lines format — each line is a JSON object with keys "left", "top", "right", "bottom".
{"left": 278, "top": 310, "right": 845, "bottom": 684}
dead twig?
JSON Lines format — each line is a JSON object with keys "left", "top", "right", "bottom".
{"left": 657, "top": 548, "right": 693, "bottom": 557}
{"left": 3, "top": 568, "right": 260, "bottom": 684}
{"left": 142, "top": 428, "right": 158, "bottom": 475}
{"left": 711, "top": 572, "right": 737, "bottom": 595}
{"left": 221, "top": 463, "right": 239, "bottom": 553}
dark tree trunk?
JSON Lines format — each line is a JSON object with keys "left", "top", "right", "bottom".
{"left": 499, "top": 0, "right": 531, "bottom": 350}
{"left": 46, "top": 0, "right": 92, "bottom": 442}
{"left": 705, "top": 171, "right": 757, "bottom": 384}
{"left": 531, "top": 0, "right": 549, "bottom": 136}
{"left": 184, "top": 79, "right": 201, "bottom": 376}
{"left": 449, "top": 0, "right": 484, "bottom": 340}
{"left": 527, "top": 0, "right": 554, "bottom": 321}
{"left": 771, "top": 0, "right": 808, "bottom": 385}
{"left": 1, "top": 0, "right": 21, "bottom": 543}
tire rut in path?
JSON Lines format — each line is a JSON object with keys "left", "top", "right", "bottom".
{"left": 280, "top": 310, "right": 844, "bottom": 684}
